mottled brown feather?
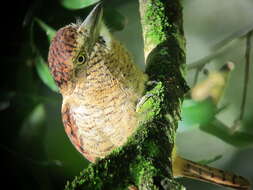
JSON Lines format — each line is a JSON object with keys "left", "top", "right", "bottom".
{"left": 48, "top": 26, "right": 78, "bottom": 88}
{"left": 48, "top": 22, "right": 147, "bottom": 162}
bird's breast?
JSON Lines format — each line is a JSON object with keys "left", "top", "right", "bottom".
{"left": 62, "top": 84, "right": 139, "bottom": 162}
{"left": 61, "top": 39, "right": 147, "bottom": 162}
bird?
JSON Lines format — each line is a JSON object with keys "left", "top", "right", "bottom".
{"left": 47, "top": 3, "right": 250, "bottom": 190}
{"left": 48, "top": 3, "right": 147, "bottom": 162}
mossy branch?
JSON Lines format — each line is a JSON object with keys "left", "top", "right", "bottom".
{"left": 65, "top": 0, "right": 188, "bottom": 189}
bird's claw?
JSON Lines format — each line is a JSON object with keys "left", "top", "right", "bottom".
{"left": 136, "top": 93, "right": 154, "bottom": 112}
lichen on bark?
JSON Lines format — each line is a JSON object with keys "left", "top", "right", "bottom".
{"left": 65, "top": 0, "right": 188, "bottom": 189}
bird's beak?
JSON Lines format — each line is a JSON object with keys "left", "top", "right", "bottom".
{"left": 78, "top": 3, "right": 103, "bottom": 53}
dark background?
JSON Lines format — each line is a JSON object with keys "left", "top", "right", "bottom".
{"left": 1, "top": 0, "right": 253, "bottom": 190}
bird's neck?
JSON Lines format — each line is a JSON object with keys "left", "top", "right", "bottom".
{"left": 62, "top": 39, "right": 147, "bottom": 100}
{"left": 73, "top": 40, "right": 128, "bottom": 96}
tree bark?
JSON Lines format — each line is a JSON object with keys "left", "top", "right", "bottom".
{"left": 65, "top": 0, "right": 188, "bottom": 189}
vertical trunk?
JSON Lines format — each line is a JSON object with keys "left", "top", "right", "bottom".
{"left": 65, "top": 1, "right": 188, "bottom": 189}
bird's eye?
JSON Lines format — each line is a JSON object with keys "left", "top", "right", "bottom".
{"left": 77, "top": 55, "right": 86, "bottom": 64}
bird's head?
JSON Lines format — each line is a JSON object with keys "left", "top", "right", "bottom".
{"left": 48, "top": 3, "right": 109, "bottom": 93}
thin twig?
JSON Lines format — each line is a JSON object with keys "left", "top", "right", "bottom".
{"left": 232, "top": 31, "right": 252, "bottom": 131}
{"left": 239, "top": 31, "right": 252, "bottom": 120}
{"left": 188, "top": 28, "right": 253, "bottom": 70}
{"left": 187, "top": 50, "right": 224, "bottom": 70}
{"left": 193, "top": 66, "right": 202, "bottom": 85}
{"left": 211, "top": 24, "right": 253, "bottom": 51}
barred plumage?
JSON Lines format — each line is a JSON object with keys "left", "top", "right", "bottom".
{"left": 48, "top": 4, "right": 147, "bottom": 162}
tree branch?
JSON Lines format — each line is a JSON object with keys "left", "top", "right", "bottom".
{"left": 65, "top": 1, "right": 188, "bottom": 189}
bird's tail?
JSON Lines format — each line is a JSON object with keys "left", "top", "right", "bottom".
{"left": 173, "top": 156, "right": 250, "bottom": 190}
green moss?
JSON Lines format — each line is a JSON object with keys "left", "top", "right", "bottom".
{"left": 144, "top": 0, "right": 171, "bottom": 44}
{"left": 130, "top": 157, "right": 157, "bottom": 185}
{"left": 144, "top": 141, "right": 160, "bottom": 157}
{"left": 137, "top": 82, "right": 165, "bottom": 122}
{"left": 172, "top": 32, "right": 185, "bottom": 53}
{"left": 136, "top": 161, "right": 158, "bottom": 189}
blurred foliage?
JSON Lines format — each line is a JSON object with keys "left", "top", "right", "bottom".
{"left": 2, "top": 0, "right": 253, "bottom": 190}
{"left": 35, "top": 55, "right": 58, "bottom": 92}
{"left": 35, "top": 18, "right": 56, "bottom": 42}
{"left": 104, "top": 8, "right": 126, "bottom": 32}
{"left": 60, "top": 0, "right": 100, "bottom": 10}
{"left": 200, "top": 119, "right": 253, "bottom": 148}
{"left": 180, "top": 98, "right": 216, "bottom": 127}
{"left": 180, "top": 62, "right": 253, "bottom": 147}
{"left": 198, "top": 155, "right": 223, "bottom": 165}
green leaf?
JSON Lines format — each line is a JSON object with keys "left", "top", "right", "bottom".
{"left": 200, "top": 119, "right": 253, "bottom": 147}
{"left": 198, "top": 155, "right": 222, "bottom": 165}
{"left": 20, "top": 104, "right": 46, "bottom": 139}
{"left": 35, "top": 18, "right": 56, "bottom": 42}
{"left": 180, "top": 99, "right": 216, "bottom": 126}
{"left": 60, "top": 0, "right": 100, "bottom": 10}
{"left": 104, "top": 8, "right": 126, "bottom": 32}
{"left": 35, "top": 55, "right": 58, "bottom": 92}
